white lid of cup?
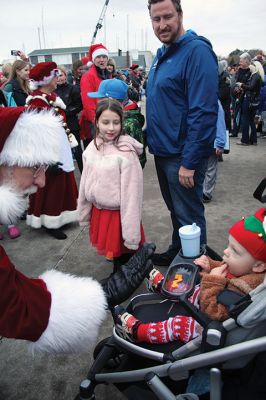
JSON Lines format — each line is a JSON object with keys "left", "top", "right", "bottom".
{"left": 179, "top": 223, "right": 201, "bottom": 236}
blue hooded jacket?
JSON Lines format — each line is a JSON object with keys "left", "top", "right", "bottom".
{"left": 146, "top": 30, "right": 218, "bottom": 169}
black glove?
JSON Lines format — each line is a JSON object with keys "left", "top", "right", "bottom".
{"left": 48, "top": 162, "right": 63, "bottom": 176}
{"left": 101, "top": 242, "right": 156, "bottom": 308}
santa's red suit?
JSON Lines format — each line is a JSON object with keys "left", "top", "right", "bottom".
{"left": 25, "top": 91, "right": 78, "bottom": 230}
{"left": 0, "top": 245, "right": 107, "bottom": 353}
{"left": 0, "top": 105, "right": 155, "bottom": 354}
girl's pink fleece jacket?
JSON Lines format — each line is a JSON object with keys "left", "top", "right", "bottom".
{"left": 77, "top": 135, "right": 144, "bottom": 250}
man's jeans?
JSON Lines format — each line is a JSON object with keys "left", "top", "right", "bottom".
{"left": 154, "top": 155, "right": 208, "bottom": 255}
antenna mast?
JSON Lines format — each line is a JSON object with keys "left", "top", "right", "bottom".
{"left": 91, "top": 0, "right": 110, "bottom": 45}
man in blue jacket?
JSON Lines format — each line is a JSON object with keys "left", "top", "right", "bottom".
{"left": 146, "top": 0, "right": 218, "bottom": 265}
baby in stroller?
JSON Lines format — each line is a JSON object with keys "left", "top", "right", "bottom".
{"left": 114, "top": 208, "right": 266, "bottom": 345}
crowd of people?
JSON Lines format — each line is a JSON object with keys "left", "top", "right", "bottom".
{"left": 0, "top": 6, "right": 265, "bottom": 400}
{"left": 0, "top": 45, "right": 146, "bottom": 242}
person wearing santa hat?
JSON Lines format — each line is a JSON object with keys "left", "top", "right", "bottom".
{"left": 114, "top": 208, "right": 266, "bottom": 344}
{"left": 0, "top": 106, "right": 155, "bottom": 352}
{"left": 25, "top": 61, "right": 78, "bottom": 240}
{"left": 129, "top": 63, "right": 142, "bottom": 101}
{"left": 80, "top": 43, "right": 111, "bottom": 148}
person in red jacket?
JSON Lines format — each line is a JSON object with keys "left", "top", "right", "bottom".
{"left": 80, "top": 43, "right": 111, "bottom": 147}
{"left": 0, "top": 106, "right": 155, "bottom": 353}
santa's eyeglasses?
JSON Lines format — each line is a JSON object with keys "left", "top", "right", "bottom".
{"left": 33, "top": 165, "right": 49, "bottom": 178}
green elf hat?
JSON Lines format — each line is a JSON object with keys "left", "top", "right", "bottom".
{"left": 229, "top": 208, "right": 266, "bottom": 263}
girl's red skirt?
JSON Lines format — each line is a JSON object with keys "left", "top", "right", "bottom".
{"left": 89, "top": 206, "right": 145, "bottom": 258}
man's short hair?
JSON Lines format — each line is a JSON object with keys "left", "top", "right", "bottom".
{"left": 147, "top": 0, "right": 182, "bottom": 13}
{"left": 240, "top": 52, "right": 252, "bottom": 63}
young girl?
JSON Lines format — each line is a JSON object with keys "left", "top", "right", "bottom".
{"left": 77, "top": 98, "right": 145, "bottom": 271}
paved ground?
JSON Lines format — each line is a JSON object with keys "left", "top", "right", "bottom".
{"left": 0, "top": 126, "right": 265, "bottom": 400}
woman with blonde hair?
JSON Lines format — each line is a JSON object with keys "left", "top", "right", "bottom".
{"left": 4, "top": 60, "right": 30, "bottom": 106}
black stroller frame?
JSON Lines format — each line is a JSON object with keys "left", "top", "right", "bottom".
{"left": 76, "top": 249, "right": 266, "bottom": 400}
{"left": 76, "top": 179, "right": 266, "bottom": 400}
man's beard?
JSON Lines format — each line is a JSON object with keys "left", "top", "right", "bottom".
{"left": 0, "top": 183, "right": 37, "bottom": 225}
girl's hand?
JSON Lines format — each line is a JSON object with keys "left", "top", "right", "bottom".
{"left": 209, "top": 264, "right": 228, "bottom": 277}
{"left": 194, "top": 255, "right": 210, "bottom": 272}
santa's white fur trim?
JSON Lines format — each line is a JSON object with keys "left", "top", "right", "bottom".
{"left": 26, "top": 209, "right": 78, "bottom": 229}
{"left": 28, "top": 269, "right": 107, "bottom": 354}
{"left": 0, "top": 185, "right": 28, "bottom": 224}
{"left": 0, "top": 109, "right": 62, "bottom": 167}
{"left": 263, "top": 215, "right": 266, "bottom": 236}
{"left": 29, "top": 69, "right": 59, "bottom": 91}
{"left": 53, "top": 96, "right": 66, "bottom": 110}
{"left": 87, "top": 61, "right": 93, "bottom": 68}
{"left": 92, "top": 48, "right": 108, "bottom": 62}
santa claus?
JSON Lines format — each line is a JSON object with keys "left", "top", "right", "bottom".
{"left": 0, "top": 106, "right": 154, "bottom": 354}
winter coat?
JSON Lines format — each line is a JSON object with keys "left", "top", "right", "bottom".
{"left": 55, "top": 82, "right": 82, "bottom": 134}
{"left": 231, "top": 68, "right": 251, "bottom": 99}
{"left": 4, "top": 78, "right": 28, "bottom": 106}
{"left": 259, "top": 85, "right": 266, "bottom": 112}
{"left": 124, "top": 101, "right": 146, "bottom": 168}
{"left": 242, "top": 72, "right": 262, "bottom": 101}
{"left": 80, "top": 64, "right": 110, "bottom": 123}
{"left": 146, "top": 29, "right": 218, "bottom": 169}
{"left": 200, "top": 257, "right": 265, "bottom": 321}
{"left": 214, "top": 101, "right": 227, "bottom": 150}
{"left": 219, "top": 71, "right": 231, "bottom": 102}
{"left": 78, "top": 135, "right": 143, "bottom": 250}
{"left": 0, "top": 244, "right": 107, "bottom": 352}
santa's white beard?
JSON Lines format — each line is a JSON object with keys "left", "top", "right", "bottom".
{"left": 0, "top": 184, "right": 37, "bottom": 225}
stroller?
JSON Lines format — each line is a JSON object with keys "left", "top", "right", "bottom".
{"left": 75, "top": 180, "right": 266, "bottom": 400}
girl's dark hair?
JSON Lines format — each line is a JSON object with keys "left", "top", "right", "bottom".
{"left": 94, "top": 98, "right": 124, "bottom": 149}
{"left": 147, "top": 0, "right": 182, "bottom": 13}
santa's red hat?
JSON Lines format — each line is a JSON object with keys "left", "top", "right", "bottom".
{"left": 88, "top": 43, "right": 108, "bottom": 64}
{"left": 229, "top": 208, "right": 266, "bottom": 262}
{"left": 29, "top": 62, "right": 59, "bottom": 90}
{"left": 0, "top": 107, "right": 61, "bottom": 167}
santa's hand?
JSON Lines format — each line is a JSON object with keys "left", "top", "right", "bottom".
{"left": 210, "top": 264, "right": 228, "bottom": 277}
{"left": 194, "top": 255, "right": 210, "bottom": 272}
{"left": 100, "top": 243, "right": 156, "bottom": 308}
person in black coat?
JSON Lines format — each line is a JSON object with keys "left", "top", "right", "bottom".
{"left": 230, "top": 53, "right": 252, "bottom": 137}
{"left": 56, "top": 66, "right": 83, "bottom": 173}
{"left": 236, "top": 61, "right": 263, "bottom": 145}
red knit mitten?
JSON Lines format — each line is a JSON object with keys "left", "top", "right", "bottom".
{"left": 136, "top": 315, "right": 202, "bottom": 344}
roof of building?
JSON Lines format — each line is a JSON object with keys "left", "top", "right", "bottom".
{"left": 28, "top": 47, "right": 89, "bottom": 56}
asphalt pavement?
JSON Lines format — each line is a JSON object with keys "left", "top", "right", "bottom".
{"left": 0, "top": 122, "right": 265, "bottom": 400}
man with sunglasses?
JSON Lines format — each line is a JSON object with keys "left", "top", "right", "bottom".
{"left": 0, "top": 106, "right": 154, "bottom": 353}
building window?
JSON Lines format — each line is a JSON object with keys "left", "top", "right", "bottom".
{"left": 72, "top": 53, "right": 80, "bottom": 63}
{"left": 45, "top": 55, "right": 52, "bottom": 62}
{"left": 53, "top": 54, "right": 73, "bottom": 65}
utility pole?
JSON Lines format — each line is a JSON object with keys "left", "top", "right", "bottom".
{"left": 91, "top": 0, "right": 110, "bottom": 45}
{"left": 41, "top": 7, "right": 46, "bottom": 48}
{"left": 37, "top": 27, "right": 42, "bottom": 49}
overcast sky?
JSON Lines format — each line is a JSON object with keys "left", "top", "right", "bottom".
{"left": 1, "top": 0, "right": 265, "bottom": 62}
